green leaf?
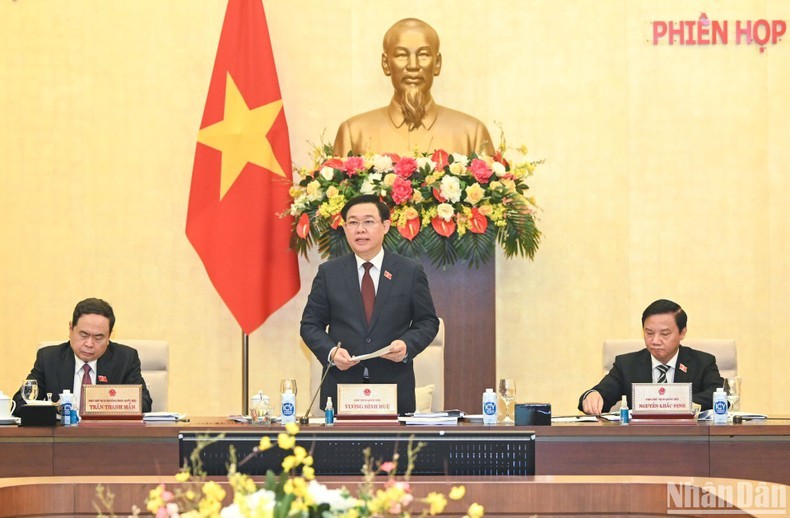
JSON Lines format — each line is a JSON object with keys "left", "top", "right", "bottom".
{"left": 455, "top": 225, "right": 497, "bottom": 268}
{"left": 317, "top": 227, "right": 351, "bottom": 260}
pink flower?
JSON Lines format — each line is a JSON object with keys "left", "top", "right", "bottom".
{"left": 394, "top": 157, "right": 418, "bottom": 178}
{"left": 342, "top": 156, "right": 365, "bottom": 176}
{"left": 380, "top": 461, "right": 396, "bottom": 473}
{"left": 391, "top": 176, "right": 414, "bottom": 205}
{"left": 469, "top": 159, "right": 493, "bottom": 184}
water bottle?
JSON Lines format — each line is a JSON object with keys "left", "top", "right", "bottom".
{"left": 324, "top": 397, "right": 335, "bottom": 426}
{"left": 619, "top": 395, "right": 630, "bottom": 424}
{"left": 281, "top": 388, "right": 296, "bottom": 424}
{"left": 713, "top": 387, "right": 728, "bottom": 424}
{"left": 482, "top": 388, "right": 497, "bottom": 425}
{"left": 60, "top": 390, "right": 73, "bottom": 426}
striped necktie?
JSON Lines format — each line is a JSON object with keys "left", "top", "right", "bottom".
{"left": 657, "top": 364, "right": 670, "bottom": 383}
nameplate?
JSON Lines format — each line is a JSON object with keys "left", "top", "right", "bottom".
{"left": 337, "top": 384, "right": 397, "bottom": 416}
{"left": 631, "top": 382, "right": 694, "bottom": 418}
{"left": 80, "top": 384, "right": 143, "bottom": 420}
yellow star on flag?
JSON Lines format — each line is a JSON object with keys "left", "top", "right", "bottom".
{"left": 197, "top": 72, "right": 285, "bottom": 199}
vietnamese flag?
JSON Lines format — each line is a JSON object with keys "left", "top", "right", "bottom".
{"left": 186, "top": 0, "right": 299, "bottom": 334}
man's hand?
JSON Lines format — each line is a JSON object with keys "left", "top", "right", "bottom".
{"left": 582, "top": 390, "right": 604, "bottom": 415}
{"left": 381, "top": 340, "right": 407, "bottom": 363}
{"left": 331, "top": 346, "right": 359, "bottom": 371}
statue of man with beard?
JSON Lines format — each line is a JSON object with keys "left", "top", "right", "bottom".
{"left": 333, "top": 18, "right": 495, "bottom": 157}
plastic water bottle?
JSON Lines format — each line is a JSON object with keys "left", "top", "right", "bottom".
{"left": 619, "top": 395, "right": 630, "bottom": 424}
{"left": 324, "top": 397, "right": 335, "bottom": 426}
{"left": 713, "top": 387, "right": 728, "bottom": 424}
{"left": 482, "top": 388, "right": 498, "bottom": 425}
{"left": 281, "top": 388, "right": 296, "bottom": 424}
{"left": 60, "top": 390, "right": 73, "bottom": 426}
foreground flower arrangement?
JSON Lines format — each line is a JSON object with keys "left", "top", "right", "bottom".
{"left": 125, "top": 423, "right": 484, "bottom": 517}
{"left": 287, "top": 139, "right": 542, "bottom": 267}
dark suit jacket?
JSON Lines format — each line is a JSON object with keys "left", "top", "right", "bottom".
{"left": 577, "top": 345, "right": 723, "bottom": 413}
{"left": 301, "top": 252, "right": 439, "bottom": 414}
{"left": 13, "top": 341, "right": 153, "bottom": 414}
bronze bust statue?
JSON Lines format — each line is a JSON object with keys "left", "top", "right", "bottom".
{"left": 333, "top": 18, "right": 495, "bottom": 157}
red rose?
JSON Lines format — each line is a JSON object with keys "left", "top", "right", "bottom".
{"left": 342, "top": 156, "right": 365, "bottom": 176}
{"left": 391, "top": 176, "right": 414, "bottom": 205}
{"left": 394, "top": 157, "right": 418, "bottom": 178}
{"left": 398, "top": 216, "right": 421, "bottom": 241}
{"left": 469, "top": 159, "right": 493, "bottom": 184}
{"left": 468, "top": 207, "right": 488, "bottom": 234}
{"left": 431, "top": 149, "right": 449, "bottom": 170}
{"left": 431, "top": 215, "right": 456, "bottom": 237}
{"left": 296, "top": 213, "right": 310, "bottom": 239}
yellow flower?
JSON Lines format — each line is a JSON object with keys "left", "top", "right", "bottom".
{"left": 478, "top": 204, "right": 493, "bottom": 217}
{"left": 175, "top": 471, "right": 191, "bottom": 482}
{"left": 402, "top": 206, "right": 419, "bottom": 221}
{"left": 284, "top": 476, "right": 308, "bottom": 498}
{"left": 259, "top": 436, "right": 272, "bottom": 451}
{"left": 201, "top": 481, "right": 226, "bottom": 502}
{"left": 465, "top": 502, "right": 485, "bottom": 518}
{"left": 449, "top": 162, "right": 466, "bottom": 175}
{"left": 293, "top": 445, "right": 308, "bottom": 463}
{"left": 285, "top": 422, "right": 300, "bottom": 436}
{"left": 383, "top": 173, "right": 397, "bottom": 187}
{"left": 326, "top": 185, "right": 339, "bottom": 199}
{"left": 229, "top": 472, "right": 256, "bottom": 495}
{"left": 146, "top": 484, "right": 164, "bottom": 513}
{"left": 302, "top": 465, "right": 315, "bottom": 480}
{"left": 278, "top": 432, "right": 296, "bottom": 450}
{"left": 464, "top": 183, "right": 485, "bottom": 205}
{"left": 302, "top": 455, "right": 314, "bottom": 467}
{"left": 282, "top": 455, "right": 297, "bottom": 472}
{"left": 425, "top": 492, "right": 447, "bottom": 515}
{"left": 306, "top": 180, "right": 321, "bottom": 196}
{"left": 412, "top": 190, "right": 424, "bottom": 203}
{"left": 449, "top": 485, "right": 466, "bottom": 500}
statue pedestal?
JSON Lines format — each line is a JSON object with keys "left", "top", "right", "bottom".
{"left": 424, "top": 260, "right": 496, "bottom": 413}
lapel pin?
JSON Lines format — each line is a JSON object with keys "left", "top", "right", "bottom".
{"left": 678, "top": 363, "right": 687, "bottom": 373}
{"left": 383, "top": 270, "right": 392, "bottom": 280}
{"left": 98, "top": 375, "right": 108, "bottom": 383}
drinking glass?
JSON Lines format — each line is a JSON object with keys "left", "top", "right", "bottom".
{"left": 21, "top": 380, "right": 39, "bottom": 403}
{"left": 498, "top": 378, "right": 516, "bottom": 423}
{"left": 280, "top": 379, "right": 297, "bottom": 397}
{"left": 725, "top": 377, "right": 741, "bottom": 412}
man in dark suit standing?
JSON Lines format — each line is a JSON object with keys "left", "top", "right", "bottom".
{"left": 14, "top": 298, "right": 152, "bottom": 414}
{"left": 301, "top": 195, "right": 439, "bottom": 415}
{"left": 579, "top": 299, "right": 723, "bottom": 414}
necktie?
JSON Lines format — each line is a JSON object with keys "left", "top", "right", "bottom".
{"left": 361, "top": 262, "right": 375, "bottom": 323}
{"left": 82, "top": 364, "right": 92, "bottom": 386}
{"left": 657, "top": 364, "right": 669, "bottom": 383}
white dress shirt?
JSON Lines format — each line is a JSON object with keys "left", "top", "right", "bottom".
{"left": 651, "top": 350, "right": 679, "bottom": 383}
{"left": 72, "top": 356, "right": 97, "bottom": 411}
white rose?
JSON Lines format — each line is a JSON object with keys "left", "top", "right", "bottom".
{"left": 320, "top": 166, "right": 335, "bottom": 181}
{"left": 416, "top": 157, "right": 436, "bottom": 171}
{"left": 440, "top": 175, "right": 462, "bottom": 203}
{"left": 492, "top": 161, "right": 507, "bottom": 177}
{"left": 359, "top": 179, "right": 375, "bottom": 194}
{"left": 437, "top": 203, "right": 455, "bottom": 221}
{"left": 372, "top": 155, "right": 394, "bottom": 173}
{"left": 450, "top": 153, "right": 469, "bottom": 166}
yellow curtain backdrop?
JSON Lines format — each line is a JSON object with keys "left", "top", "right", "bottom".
{"left": 1, "top": 0, "right": 788, "bottom": 416}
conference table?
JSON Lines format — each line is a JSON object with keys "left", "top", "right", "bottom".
{"left": 1, "top": 416, "right": 789, "bottom": 484}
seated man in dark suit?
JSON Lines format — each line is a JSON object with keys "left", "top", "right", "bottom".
{"left": 14, "top": 298, "right": 152, "bottom": 414}
{"left": 579, "top": 299, "right": 723, "bottom": 415}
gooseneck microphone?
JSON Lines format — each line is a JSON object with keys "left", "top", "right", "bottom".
{"left": 300, "top": 342, "right": 341, "bottom": 425}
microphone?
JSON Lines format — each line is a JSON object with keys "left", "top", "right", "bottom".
{"left": 300, "top": 342, "right": 341, "bottom": 425}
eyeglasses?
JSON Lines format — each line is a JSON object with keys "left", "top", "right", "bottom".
{"left": 345, "top": 219, "right": 381, "bottom": 230}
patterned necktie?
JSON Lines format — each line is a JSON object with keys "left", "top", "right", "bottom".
{"left": 657, "top": 364, "right": 670, "bottom": 383}
{"left": 82, "top": 364, "right": 92, "bottom": 386}
{"left": 361, "top": 262, "right": 375, "bottom": 323}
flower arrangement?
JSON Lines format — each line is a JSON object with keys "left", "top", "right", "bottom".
{"left": 287, "top": 137, "right": 542, "bottom": 267}
{"left": 126, "top": 423, "right": 484, "bottom": 517}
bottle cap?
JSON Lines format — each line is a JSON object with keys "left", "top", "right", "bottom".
{"left": 716, "top": 387, "right": 725, "bottom": 393}
{"left": 284, "top": 388, "right": 293, "bottom": 394}
{"left": 485, "top": 388, "right": 493, "bottom": 393}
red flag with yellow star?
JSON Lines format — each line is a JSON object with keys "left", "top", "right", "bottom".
{"left": 186, "top": 0, "right": 299, "bottom": 334}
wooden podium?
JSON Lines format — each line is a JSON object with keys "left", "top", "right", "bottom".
{"left": 424, "top": 259, "right": 496, "bottom": 412}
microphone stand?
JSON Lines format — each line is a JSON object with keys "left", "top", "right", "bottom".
{"left": 300, "top": 343, "right": 341, "bottom": 425}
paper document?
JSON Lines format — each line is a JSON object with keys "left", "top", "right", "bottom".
{"left": 143, "top": 412, "right": 187, "bottom": 422}
{"left": 698, "top": 410, "right": 767, "bottom": 421}
{"left": 399, "top": 416, "right": 458, "bottom": 425}
{"left": 551, "top": 415, "right": 599, "bottom": 423}
{"left": 351, "top": 345, "right": 392, "bottom": 361}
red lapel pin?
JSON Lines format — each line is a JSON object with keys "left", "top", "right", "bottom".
{"left": 678, "top": 363, "right": 687, "bottom": 373}
{"left": 383, "top": 270, "right": 392, "bottom": 280}
{"left": 98, "top": 375, "right": 108, "bottom": 383}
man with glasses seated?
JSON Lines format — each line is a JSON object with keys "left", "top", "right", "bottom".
{"left": 301, "top": 195, "right": 439, "bottom": 415}
{"left": 13, "top": 297, "right": 152, "bottom": 414}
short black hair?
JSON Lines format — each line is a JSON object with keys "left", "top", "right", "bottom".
{"left": 641, "top": 299, "right": 687, "bottom": 331}
{"left": 340, "top": 194, "right": 391, "bottom": 222}
{"left": 72, "top": 298, "right": 116, "bottom": 333}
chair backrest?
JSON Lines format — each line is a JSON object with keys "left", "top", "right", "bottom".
{"left": 602, "top": 339, "right": 737, "bottom": 378}
{"left": 39, "top": 339, "right": 169, "bottom": 412}
{"left": 308, "top": 318, "right": 446, "bottom": 414}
